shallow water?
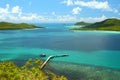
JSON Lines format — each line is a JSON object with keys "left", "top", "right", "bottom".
{"left": 47, "top": 61, "right": 120, "bottom": 80}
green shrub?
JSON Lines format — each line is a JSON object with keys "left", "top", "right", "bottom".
{"left": 0, "top": 58, "right": 67, "bottom": 80}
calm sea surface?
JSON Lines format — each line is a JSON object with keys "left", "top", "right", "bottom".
{"left": 0, "top": 23, "right": 120, "bottom": 69}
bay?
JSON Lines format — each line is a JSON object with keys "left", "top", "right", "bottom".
{"left": 0, "top": 23, "right": 120, "bottom": 69}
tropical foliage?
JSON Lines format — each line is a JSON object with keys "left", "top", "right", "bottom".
{"left": 74, "top": 21, "right": 91, "bottom": 27}
{"left": 0, "top": 58, "right": 67, "bottom": 80}
{"left": 0, "top": 22, "right": 43, "bottom": 30}
{"left": 71, "top": 18, "right": 120, "bottom": 31}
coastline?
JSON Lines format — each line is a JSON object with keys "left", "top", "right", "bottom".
{"left": 22, "top": 27, "right": 44, "bottom": 30}
{"left": 71, "top": 30, "right": 120, "bottom": 34}
{"left": 0, "top": 27, "right": 44, "bottom": 31}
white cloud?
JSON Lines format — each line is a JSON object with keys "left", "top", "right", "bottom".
{"left": 62, "top": 0, "right": 118, "bottom": 13}
{"left": 0, "top": 4, "right": 78, "bottom": 22}
{"left": 56, "top": 15, "right": 77, "bottom": 22}
{"left": 62, "top": 0, "right": 73, "bottom": 6}
{"left": 72, "top": 7, "right": 82, "bottom": 15}
{"left": 0, "top": 4, "right": 109, "bottom": 23}
{"left": 0, "top": 4, "right": 45, "bottom": 22}
{"left": 6, "top": 4, "right": 10, "bottom": 9}
{"left": 74, "top": 0, "right": 113, "bottom": 11}
{"left": 0, "top": 4, "right": 9, "bottom": 13}
{"left": 12, "top": 6, "right": 21, "bottom": 13}
{"left": 79, "top": 15, "right": 107, "bottom": 23}
{"left": 0, "top": 4, "right": 10, "bottom": 20}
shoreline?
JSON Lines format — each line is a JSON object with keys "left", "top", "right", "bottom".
{"left": 71, "top": 30, "right": 120, "bottom": 34}
{"left": 0, "top": 27, "right": 44, "bottom": 31}
{"left": 3, "top": 59, "right": 120, "bottom": 71}
{"left": 22, "top": 27, "right": 44, "bottom": 30}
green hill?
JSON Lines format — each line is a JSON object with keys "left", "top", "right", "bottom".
{"left": 71, "top": 18, "right": 120, "bottom": 31}
{"left": 74, "top": 21, "right": 91, "bottom": 27}
{"left": 0, "top": 22, "right": 43, "bottom": 30}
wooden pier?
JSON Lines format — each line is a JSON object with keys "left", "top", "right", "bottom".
{"left": 40, "top": 54, "right": 69, "bottom": 69}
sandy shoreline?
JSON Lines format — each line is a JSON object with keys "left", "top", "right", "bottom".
{"left": 72, "top": 30, "right": 120, "bottom": 34}
{"left": 22, "top": 27, "right": 44, "bottom": 30}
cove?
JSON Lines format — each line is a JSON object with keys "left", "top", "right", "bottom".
{"left": 0, "top": 23, "right": 120, "bottom": 70}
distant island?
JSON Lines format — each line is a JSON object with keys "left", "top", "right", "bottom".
{"left": 74, "top": 21, "right": 91, "bottom": 27}
{"left": 0, "top": 22, "right": 43, "bottom": 30}
{"left": 71, "top": 18, "right": 120, "bottom": 31}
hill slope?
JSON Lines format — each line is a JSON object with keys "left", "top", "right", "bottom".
{"left": 0, "top": 59, "right": 67, "bottom": 80}
{"left": 74, "top": 21, "right": 91, "bottom": 26}
{"left": 71, "top": 18, "right": 120, "bottom": 31}
{"left": 0, "top": 22, "right": 42, "bottom": 30}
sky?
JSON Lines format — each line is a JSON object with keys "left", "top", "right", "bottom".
{"left": 0, "top": 0, "right": 120, "bottom": 23}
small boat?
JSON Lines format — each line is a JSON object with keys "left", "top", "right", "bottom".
{"left": 40, "top": 54, "right": 46, "bottom": 57}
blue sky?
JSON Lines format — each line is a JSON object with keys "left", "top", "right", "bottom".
{"left": 0, "top": 0, "right": 120, "bottom": 23}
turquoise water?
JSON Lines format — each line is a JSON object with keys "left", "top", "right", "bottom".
{"left": 0, "top": 23, "right": 120, "bottom": 69}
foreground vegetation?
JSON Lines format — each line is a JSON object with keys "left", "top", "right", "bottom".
{"left": 0, "top": 22, "right": 43, "bottom": 30}
{"left": 71, "top": 18, "right": 120, "bottom": 31}
{"left": 0, "top": 58, "right": 67, "bottom": 80}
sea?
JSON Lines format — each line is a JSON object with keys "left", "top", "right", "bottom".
{"left": 0, "top": 23, "right": 120, "bottom": 80}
